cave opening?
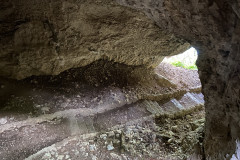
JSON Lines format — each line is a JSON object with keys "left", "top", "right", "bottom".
{"left": 162, "top": 47, "right": 198, "bottom": 70}
{"left": 0, "top": 0, "right": 239, "bottom": 159}
{"left": 0, "top": 46, "right": 206, "bottom": 159}
{"left": 153, "top": 47, "right": 205, "bottom": 159}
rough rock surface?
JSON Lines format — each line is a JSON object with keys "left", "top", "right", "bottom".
{"left": 0, "top": 63, "right": 203, "bottom": 160}
{"left": 25, "top": 108, "right": 204, "bottom": 160}
{"left": 0, "top": 0, "right": 189, "bottom": 79}
{"left": 1, "top": 0, "right": 239, "bottom": 159}
{"left": 116, "top": 0, "right": 240, "bottom": 159}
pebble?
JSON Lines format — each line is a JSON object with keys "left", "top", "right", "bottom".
{"left": 115, "top": 130, "right": 122, "bottom": 134}
{"left": 168, "top": 131, "right": 174, "bottom": 136}
{"left": 0, "top": 118, "right": 7, "bottom": 125}
{"left": 108, "top": 131, "right": 115, "bottom": 137}
{"left": 107, "top": 142, "right": 114, "bottom": 151}
{"left": 167, "top": 138, "right": 173, "bottom": 143}
{"left": 152, "top": 134, "right": 156, "bottom": 142}
{"left": 89, "top": 139, "right": 94, "bottom": 143}
{"left": 100, "top": 134, "right": 107, "bottom": 140}
{"left": 89, "top": 144, "right": 96, "bottom": 151}
{"left": 65, "top": 155, "right": 70, "bottom": 159}
{"left": 171, "top": 126, "right": 178, "bottom": 132}
{"left": 41, "top": 107, "right": 50, "bottom": 114}
{"left": 115, "top": 133, "right": 120, "bottom": 138}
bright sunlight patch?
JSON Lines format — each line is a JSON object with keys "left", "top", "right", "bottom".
{"left": 162, "top": 47, "right": 198, "bottom": 70}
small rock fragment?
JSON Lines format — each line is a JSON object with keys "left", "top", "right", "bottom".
{"left": 107, "top": 142, "right": 115, "bottom": 151}
{"left": 0, "top": 118, "right": 7, "bottom": 125}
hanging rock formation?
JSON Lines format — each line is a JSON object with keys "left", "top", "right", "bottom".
{"left": 0, "top": 0, "right": 188, "bottom": 79}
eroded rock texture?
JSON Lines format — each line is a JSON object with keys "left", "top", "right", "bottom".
{"left": 0, "top": 62, "right": 203, "bottom": 160}
{"left": 117, "top": 0, "right": 240, "bottom": 159}
{"left": 0, "top": 0, "right": 239, "bottom": 159}
{"left": 0, "top": 0, "right": 189, "bottom": 79}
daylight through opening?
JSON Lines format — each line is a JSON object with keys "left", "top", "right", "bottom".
{"left": 162, "top": 47, "right": 198, "bottom": 70}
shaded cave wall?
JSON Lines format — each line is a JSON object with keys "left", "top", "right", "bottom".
{"left": 0, "top": 0, "right": 189, "bottom": 79}
{"left": 0, "top": 0, "right": 239, "bottom": 159}
{"left": 117, "top": 0, "right": 240, "bottom": 159}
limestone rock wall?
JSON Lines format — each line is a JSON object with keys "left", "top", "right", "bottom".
{"left": 117, "top": 0, "right": 240, "bottom": 159}
{"left": 1, "top": 0, "right": 240, "bottom": 159}
{"left": 0, "top": 0, "right": 189, "bottom": 79}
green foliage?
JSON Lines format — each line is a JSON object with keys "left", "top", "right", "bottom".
{"left": 170, "top": 61, "right": 198, "bottom": 70}
{"left": 186, "top": 65, "right": 198, "bottom": 70}
{"left": 171, "top": 61, "right": 185, "bottom": 68}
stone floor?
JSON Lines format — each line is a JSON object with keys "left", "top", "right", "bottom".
{"left": 0, "top": 63, "right": 204, "bottom": 160}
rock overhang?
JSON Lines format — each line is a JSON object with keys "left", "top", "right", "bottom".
{"left": 0, "top": 0, "right": 189, "bottom": 80}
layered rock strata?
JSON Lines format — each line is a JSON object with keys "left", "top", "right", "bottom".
{"left": 0, "top": 62, "right": 203, "bottom": 159}
{"left": 1, "top": 0, "right": 239, "bottom": 159}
